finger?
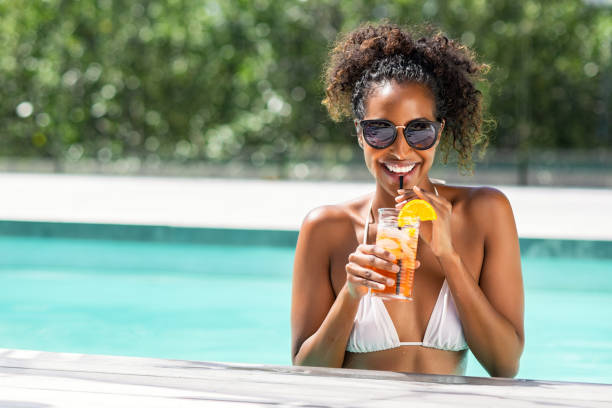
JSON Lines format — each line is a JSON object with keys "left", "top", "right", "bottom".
{"left": 412, "top": 185, "right": 435, "bottom": 201}
{"left": 347, "top": 273, "right": 385, "bottom": 290}
{"left": 358, "top": 244, "right": 396, "bottom": 263}
{"left": 350, "top": 252, "right": 400, "bottom": 274}
{"left": 395, "top": 194, "right": 417, "bottom": 203}
{"left": 415, "top": 260, "right": 421, "bottom": 269}
{"left": 395, "top": 191, "right": 418, "bottom": 202}
{"left": 397, "top": 188, "right": 420, "bottom": 195}
{"left": 413, "top": 186, "right": 448, "bottom": 206}
{"left": 411, "top": 185, "right": 439, "bottom": 196}
{"left": 419, "top": 233, "right": 431, "bottom": 247}
{"left": 346, "top": 265, "right": 392, "bottom": 288}
{"left": 395, "top": 201, "right": 406, "bottom": 209}
{"left": 412, "top": 187, "right": 452, "bottom": 215}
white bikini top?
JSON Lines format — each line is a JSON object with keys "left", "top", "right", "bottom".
{"left": 346, "top": 185, "right": 468, "bottom": 353}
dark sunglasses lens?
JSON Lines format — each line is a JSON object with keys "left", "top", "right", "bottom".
{"left": 405, "top": 122, "right": 437, "bottom": 149}
{"left": 363, "top": 121, "right": 396, "bottom": 148}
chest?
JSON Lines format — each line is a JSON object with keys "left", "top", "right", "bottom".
{"left": 329, "top": 212, "right": 485, "bottom": 303}
{"left": 330, "top": 213, "right": 484, "bottom": 338}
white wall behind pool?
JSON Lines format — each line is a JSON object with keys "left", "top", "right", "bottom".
{"left": 0, "top": 172, "right": 611, "bottom": 241}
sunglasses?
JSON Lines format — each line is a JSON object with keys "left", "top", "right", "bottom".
{"left": 359, "top": 119, "right": 442, "bottom": 150}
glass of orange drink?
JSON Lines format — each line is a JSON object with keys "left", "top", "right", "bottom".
{"left": 371, "top": 208, "right": 419, "bottom": 300}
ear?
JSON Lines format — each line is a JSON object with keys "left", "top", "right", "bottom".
{"left": 354, "top": 119, "right": 364, "bottom": 149}
{"left": 433, "top": 119, "right": 445, "bottom": 149}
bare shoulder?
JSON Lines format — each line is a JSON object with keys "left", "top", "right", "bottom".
{"left": 302, "top": 204, "right": 350, "bottom": 227}
{"left": 441, "top": 185, "right": 512, "bottom": 215}
{"left": 466, "top": 186, "right": 514, "bottom": 221}
{"left": 442, "top": 185, "right": 516, "bottom": 243}
{"left": 300, "top": 205, "right": 352, "bottom": 236}
{"left": 300, "top": 194, "right": 371, "bottom": 234}
{"left": 295, "top": 194, "right": 370, "bottom": 288}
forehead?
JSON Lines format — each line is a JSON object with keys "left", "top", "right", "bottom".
{"left": 364, "top": 81, "right": 436, "bottom": 121}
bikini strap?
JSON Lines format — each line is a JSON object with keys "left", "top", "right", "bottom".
{"left": 363, "top": 198, "right": 374, "bottom": 245}
{"left": 431, "top": 178, "right": 444, "bottom": 197}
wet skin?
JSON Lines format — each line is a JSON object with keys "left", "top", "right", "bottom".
{"left": 291, "top": 81, "right": 524, "bottom": 376}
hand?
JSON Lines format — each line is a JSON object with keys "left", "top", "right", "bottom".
{"left": 345, "top": 244, "right": 399, "bottom": 299}
{"left": 345, "top": 244, "right": 422, "bottom": 299}
{"left": 394, "top": 186, "right": 455, "bottom": 259}
{"left": 394, "top": 187, "right": 419, "bottom": 208}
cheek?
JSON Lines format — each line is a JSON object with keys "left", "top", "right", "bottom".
{"left": 363, "top": 151, "right": 374, "bottom": 172}
{"left": 363, "top": 149, "right": 379, "bottom": 175}
{"left": 421, "top": 148, "right": 437, "bottom": 168}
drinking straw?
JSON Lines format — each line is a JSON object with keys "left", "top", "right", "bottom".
{"left": 397, "top": 175, "right": 403, "bottom": 295}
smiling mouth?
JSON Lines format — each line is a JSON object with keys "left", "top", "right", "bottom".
{"left": 382, "top": 162, "right": 418, "bottom": 174}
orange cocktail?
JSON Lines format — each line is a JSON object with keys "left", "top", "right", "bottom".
{"left": 371, "top": 208, "right": 419, "bottom": 300}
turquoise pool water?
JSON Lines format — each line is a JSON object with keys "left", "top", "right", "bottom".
{"left": 1, "top": 236, "right": 611, "bottom": 383}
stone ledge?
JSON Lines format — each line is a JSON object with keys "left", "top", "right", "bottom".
{"left": 1, "top": 349, "right": 611, "bottom": 407}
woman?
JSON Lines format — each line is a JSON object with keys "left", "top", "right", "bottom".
{"left": 291, "top": 23, "right": 524, "bottom": 377}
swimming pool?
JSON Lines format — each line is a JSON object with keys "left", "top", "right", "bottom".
{"left": 1, "top": 235, "right": 611, "bottom": 384}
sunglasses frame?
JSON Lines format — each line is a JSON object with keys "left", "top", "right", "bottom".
{"left": 359, "top": 118, "right": 443, "bottom": 150}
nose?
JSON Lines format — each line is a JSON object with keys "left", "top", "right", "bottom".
{"left": 390, "top": 126, "right": 413, "bottom": 157}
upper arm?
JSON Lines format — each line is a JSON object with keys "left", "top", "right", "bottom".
{"left": 472, "top": 188, "right": 525, "bottom": 346}
{"left": 291, "top": 206, "right": 347, "bottom": 359}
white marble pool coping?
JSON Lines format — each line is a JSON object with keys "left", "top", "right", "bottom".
{"left": 1, "top": 172, "right": 612, "bottom": 240}
{"left": 1, "top": 348, "right": 611, "bottom": 407}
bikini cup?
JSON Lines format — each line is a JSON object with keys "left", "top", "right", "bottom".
{"left": 346, "top": 183, "right": 468, "bottom": 353}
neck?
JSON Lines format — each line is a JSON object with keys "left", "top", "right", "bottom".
{"left": 370, "top": 178, "right": 436, "bottom": 224}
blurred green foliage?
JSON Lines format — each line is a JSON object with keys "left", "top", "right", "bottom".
{"left": 0, "top": 0, "right": 610, "bottom": 170}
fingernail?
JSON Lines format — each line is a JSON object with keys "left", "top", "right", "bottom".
{"left": 379, "top": 283, "right": 386, "bottom": 290}
{"left": 392, "top": 265, "right": 400, "bottom": 273}
{"left": 414, "top": 186, "right": 421, "bottom": 191}
{"left": 394, "top": 196, "right": 402, "bottom": 202}
{"left": 386, "top": 279, "right": 394, "bottom": 286}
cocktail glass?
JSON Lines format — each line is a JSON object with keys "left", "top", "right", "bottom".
{"left": 370, "top": 208, "right": 419, "bottom": 300}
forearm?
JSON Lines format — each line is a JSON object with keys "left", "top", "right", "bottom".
{"left": 293, "top": 284, "right": 360, "bottom": 368}
{"left": 440, "top": 252, "right": 524, "bottom": 377}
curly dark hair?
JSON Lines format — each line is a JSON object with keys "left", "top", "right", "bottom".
{"left": 323, "top": 22, "right": 491, "bottom": 172}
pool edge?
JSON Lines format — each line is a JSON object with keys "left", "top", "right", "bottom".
{"left": 2, "top": 219, "right": 612, "bottom": 258}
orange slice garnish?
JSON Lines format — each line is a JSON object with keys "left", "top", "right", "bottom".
{"left": 398, "top": 199, "right": 437, "bottom": 226}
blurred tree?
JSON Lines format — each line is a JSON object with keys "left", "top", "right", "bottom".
{"left": 0, "top": 0, "right": 610, "bottom": 172}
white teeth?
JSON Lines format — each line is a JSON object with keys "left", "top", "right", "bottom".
{"left": 384, "top": 163, "right": 416, "bottom": 173}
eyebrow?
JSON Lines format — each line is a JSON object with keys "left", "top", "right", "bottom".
{"left": 404, "top": 117, "right": 433, "bottom": 125}
{"left": 366, "top": 117, "right": 434, "bottom": 123}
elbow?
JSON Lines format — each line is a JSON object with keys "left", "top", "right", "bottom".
{"left": 292, "top": 353, "right": 305, "bottom": 366}
{"left": 291, "top": 345, "right": 303, "bottom": 366}
{"left": 292, "top": 352, "right": 341, "bottom": 369}
{"left": 291, "top": 346, "right": 343, "bottom": 369}
{"left": 486, "top": 343, "right": 523, "bottom": 378}
{"left": 490, "top": 362, "right": 519, "bottom": 378}
{"left": 292, "top": 342, "right": 314, "bottom": 367}
{"left": 489, "top": 331, "right": 524, "bottom": 378}
{"left": 488, "top": 355, "right": 521, "bottom": 378}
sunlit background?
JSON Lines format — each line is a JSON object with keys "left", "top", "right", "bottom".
{"left": 1, "top": 0, "right": 610, "bottom": 185}
{"left": 1, "top": 0, "right": 612, "bottom": 386}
